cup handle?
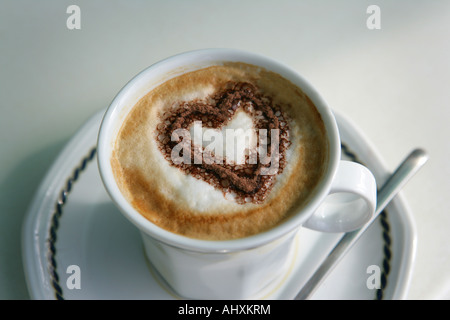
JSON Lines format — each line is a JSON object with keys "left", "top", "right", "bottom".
{"left": 303, "top": 160, "right": 377, "bottom": 233}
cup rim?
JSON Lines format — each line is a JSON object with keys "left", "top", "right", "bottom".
{"left": 97, "top": 48, "right": 340, "bottom": 252}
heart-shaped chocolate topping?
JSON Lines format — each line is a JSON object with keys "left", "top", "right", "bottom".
{"left": 156, "top": 82, "right": 290, "bottom": 204}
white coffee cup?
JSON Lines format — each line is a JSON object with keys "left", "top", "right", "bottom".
{"left": 97, "top": 48, "right": 377, "bottom": 299}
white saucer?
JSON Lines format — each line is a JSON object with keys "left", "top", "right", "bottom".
{"left": 22, "top": 109, "right": 417, "bottom": 300}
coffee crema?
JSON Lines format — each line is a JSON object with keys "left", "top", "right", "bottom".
{"left": 111, "top": 62, "right": 328, "bottom": 240}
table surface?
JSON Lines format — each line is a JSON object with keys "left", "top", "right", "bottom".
{"left": 1, "top": 0, "right": 449, "bottom": 300}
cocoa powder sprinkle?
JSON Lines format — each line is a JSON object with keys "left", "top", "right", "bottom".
{"left": 156, "top": 82, "right": 290, "bottom": 204}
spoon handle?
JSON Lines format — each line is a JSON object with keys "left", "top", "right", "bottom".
{"left": 295, "top": 148, "right": 429, "bottom": 300}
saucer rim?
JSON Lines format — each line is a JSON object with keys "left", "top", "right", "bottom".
{"left": 21, "top": 109, "right": 417, "bottom": 300}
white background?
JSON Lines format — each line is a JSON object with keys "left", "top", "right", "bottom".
{"left": 0, "top": 0, "right": 449, "bottom": 299}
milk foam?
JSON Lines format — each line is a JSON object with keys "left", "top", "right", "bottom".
{"left": 152, "top": 130, "right": 241, "bottom": 213}
{"left": 150, "top": 108, "right": 297, "bottom": 213}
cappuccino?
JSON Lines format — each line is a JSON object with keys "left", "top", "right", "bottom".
{"left": 111, "top": 62, "right": 328, "bottom": 240}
